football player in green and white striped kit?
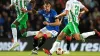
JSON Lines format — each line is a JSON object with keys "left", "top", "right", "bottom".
{"left": 8, "top": 0, "right": 38, "bottom": 51}
{"left": 43, "top": 0, "right": 100, "bottom": 55}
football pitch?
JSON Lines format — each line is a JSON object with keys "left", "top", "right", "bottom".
{"left": 0, "top": 51, "right": 100, "bottom": 56}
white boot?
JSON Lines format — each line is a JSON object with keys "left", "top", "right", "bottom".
{"left": 8, "top": 42, "right": 20, "bottom": 51}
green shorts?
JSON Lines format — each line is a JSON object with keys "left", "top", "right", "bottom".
{"left": 16, "top": 13, "right": 28, "bottom": 30}
{"left": 62, "top": 22, "right": 80, "bottom": 36}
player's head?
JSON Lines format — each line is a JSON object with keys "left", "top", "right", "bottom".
{"left": 43, "top": 1, "right": 52, "bottom": 12}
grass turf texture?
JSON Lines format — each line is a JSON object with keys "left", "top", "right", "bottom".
{"left": 0, "top": 51, "right": 100, "bottom": 56}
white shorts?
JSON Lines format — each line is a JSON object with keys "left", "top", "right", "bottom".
{"left": 40, "top": 27, "right": 58, "bottom": 37}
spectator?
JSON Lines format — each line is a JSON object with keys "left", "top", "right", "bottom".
{"left": 6, "top": 17, "right": 12, "bottom": 39}
{"left": 93, "top": 7, "right": 100, "bottom": 19}
{"left": 0, "top": 0, "right": 99, "bottom": 38}
{"left": 0, "top": 14, "right": 5, "bottom": 36}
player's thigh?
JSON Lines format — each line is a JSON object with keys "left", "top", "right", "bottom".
{"left": 69, "top": 22, "right": 80, "bottom": 40}
{"left": 18, "top": 14, "right": 28, "bottom": 30}
{"left": 16, "top": 13, "right": 28, "bottom": 23}
{"left": 62, "top": 24, "right": 71, "bottom": 36}
{"left": 12, "top": 19, "right": 19, "bottom": 27}
{"left": 35, "top": 31, "right": 44, "bottom": 38}
{"left": 19, "top": 22, "right": 27, "bottom": 31}
{"left": 69, "top": 22, "right": 80, "bottom": 34}
{"left": 35, "top": 27, "right": 48, "bottom": 38}
{"left": 46, "top": 30, "right": 58, "bottom": 38}
{"left": 72, "top": 33, "right": 80, "bottom": 40}
{"left": 40, "top": 27, "right": 48, "bottom": 34}
{"left": 57, "top": 31, "right": 67, "bottom": 41}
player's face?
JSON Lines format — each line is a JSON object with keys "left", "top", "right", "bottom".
{"left": 44, "top": 4, "right": 51, "bottom": 12}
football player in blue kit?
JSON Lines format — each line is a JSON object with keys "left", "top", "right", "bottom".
{"left": 30, "top": 1, "right": 61, "bottom": 54}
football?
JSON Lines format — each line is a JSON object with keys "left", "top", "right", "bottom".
{"left": 56, "top": 48, "right": 64, "bottom": 55}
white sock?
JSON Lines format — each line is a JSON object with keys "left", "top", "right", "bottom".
{"left": 11, "top": 28, "right": 17, "bottom": 43}
{"left": 60, "top": 40, "right": 64, "bottom": 49}
{"left": 81, "top": 31, "right": 95, "bottom": 38}
{"left": 50, "top": 41, "right": 60, "bottom": 54}
{"left": 26, "top": 31, "right": 39, "bottom": 37}
{"left": 64, "top": 44, "right": 67, "bottom": 52}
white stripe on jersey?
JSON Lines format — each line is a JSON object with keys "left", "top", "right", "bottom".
{"left": 11, "top": 0, "right": 16, "bottom": 5}
{"left": 22, "top": 0, "right": 24, "bottom": 8}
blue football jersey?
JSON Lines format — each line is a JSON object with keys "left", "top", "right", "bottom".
{"left": 38, "top": 9, "right": 59, "bottom": 32}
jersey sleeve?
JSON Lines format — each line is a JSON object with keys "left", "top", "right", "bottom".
{"left": 21, "top": 0, "right": 27, "bottom": 10}
{"left": 79, "top": 2, "right": 85, "bottom": 9}
{"left": 11, "top": 0, "right": 16, "bottom": 5}
{"left": 52, "top": 10, "right": 57, "bottom": 18}
{"left": 64, "top": 1, "right": 72, "bottom": 11}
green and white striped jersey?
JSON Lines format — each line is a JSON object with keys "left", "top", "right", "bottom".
{"left": 65, "top": 0, "right": 85, "bottom": 24}
{"left": 11, "top": 0, "right": 31, "bottom": 16}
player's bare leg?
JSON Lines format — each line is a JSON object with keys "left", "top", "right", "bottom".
{"left": 43, "top": 32, "right": 66, "bottom": 56}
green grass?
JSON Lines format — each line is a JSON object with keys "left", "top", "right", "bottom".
{"left": 0, "top": 51, "right": 100, "bottom": 56}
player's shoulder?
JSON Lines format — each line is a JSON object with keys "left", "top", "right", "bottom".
{"left": 66, "top": 0, "right": 71, "bottom": 4}
{"left": 51, "top": 9, "right": 56, "bottom": 12}
{"left": 65, "top": 0, "right": 73, "bottom": 6}
{"left": 50, "top": 9, "right": 57, "bottom": 13}
{"left": 77, "top": 1, "right": 84, "bottom": 6}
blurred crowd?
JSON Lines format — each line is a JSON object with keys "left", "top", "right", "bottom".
{"left": 0, "top": 0, "right": 100, "bottom": 39}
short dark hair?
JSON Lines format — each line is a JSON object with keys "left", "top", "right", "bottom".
{"left": 43, "top": 1, "right": 52, "bottom": 5}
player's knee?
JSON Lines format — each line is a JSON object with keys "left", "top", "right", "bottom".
{"left": 11, "top": 23, "right": 16, "bottom": 28}
{"left": 73, "top": 34, "right": 81, "bottom": 41}
{"left": 66, "top": 36, "right": 71, "bottom": 41}
{"left": 57, "top": 35, "right": 63, "bottom": 41}
{"left": 43, "top": 34, "right": 48, "bottom": 39}
{"left": 36, "top": 32, "right": 44, "bottom": 38}
{"left": 75, "top": 36, "right": 80, "bottom": 41}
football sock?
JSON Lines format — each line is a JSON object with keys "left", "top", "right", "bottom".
{"left": 66, "top": 36, "right": 71, "bottom": 51}
{"left": 63, "top": 44, "right": 67, "bottom": 51}
{"left": 33, "top": 36, "right": 38, "bottom": 50}
{"left": 67, "top": 40, "right": 71, "bottom": 51}
{"left": 50, "top": 40, "right": 60, "bottom": 54}
{"left": 38, "top": 34, "right": 48, "bottom": 49}
{"left": 81, "top": 31, "right": 95, "bottom": 38}
{"left": 11, "top": 28, "right": 17, "bottom": 43}
{"left": 38, "top": 37, "right": 46, "bottom": 48}
{"left": 26, "top": 31, "right": 39, "bottom": 37}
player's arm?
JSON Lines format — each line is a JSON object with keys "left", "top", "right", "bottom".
{"left": 55, "top": 1, "right": 71, "bottom": 19}
{"left": 55, "top": 10, "right": 69, "bottom": 18}
{"left": 55, "top": 11, "right": 66, "bottom": 18}
{"left": 27, "top": 0, "right": 37, "bottom": 13}
{"left": 31, "top": 9, "right": 38, "bottom": 14}
{"left": 79, "top": 2, "right": 89, "bottom": 17}
{"left": 21, "top": 0, "right": 36, "bottom": 13}
{"left": 80, "top": 7, "right": 89, "bottom": 14}
{"left": 8, "top": 0, "right": 15, "bottom": 8}
{"left": 43, "top": 18, "right": 61, "bottom": 26}
{"left": 49, "top": 18, "right": 61, "bottom": 26}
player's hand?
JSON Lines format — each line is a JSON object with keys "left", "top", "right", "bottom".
{"left": 43, "top": 21, "right": 49, "bottom": 25}
{"left": 78, "top": 13, "right": 83, "bottom": 21}
{"left": 21, "top": 8, "right": 27, "bottom": 13}
{"left": 55, "top": 15, "right": 59, "bottom": 19}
